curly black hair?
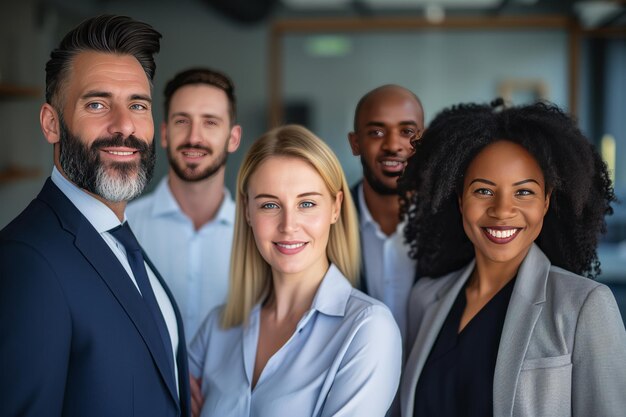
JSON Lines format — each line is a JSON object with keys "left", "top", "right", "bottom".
{"left": 399, "top": 100, "right": 615, "bottom": 279}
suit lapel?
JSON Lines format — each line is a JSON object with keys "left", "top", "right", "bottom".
{"left": 401, "top": 262, "right": 474, "bottom": 416}
{"left": 38, "top": 180, "right": 180, "bottom": 408}
{"left": 493, "top": 244, "right": 549, "bottom": 416}
{"left": 144, "top": 253, "right": 191, "bottom": 415}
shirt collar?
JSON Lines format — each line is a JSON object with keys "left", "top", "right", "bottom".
{"left": 309, "top": 263, "right": 353, "bottom": 317}
{"left": 357, "top": 182, "right": 406, "bottom": 235}
{"left": 50, "top": 166, "right": 123, "bottom": 233}
{"left": 357, "top": 182, "right": 375, "bottom": 228}
{"left": 251, "top": 264, "right": 353, "bottom": 323}
{"left": 150, "top": 175, "right": 235, "bottom": 225}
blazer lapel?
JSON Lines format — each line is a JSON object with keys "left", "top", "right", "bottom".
{"left": 38, "top": 180, "right": 180, "bottom": 407}
{"left": 401, "top": 262, "right": 474, "bottom": 417}
{"left": 493, "top": 244, "right": 549, "bottom": 416}
{"left": 144, "top": 253, "right": 191, "bottom": 415}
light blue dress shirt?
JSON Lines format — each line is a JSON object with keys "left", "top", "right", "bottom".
{"left": 357, "top": 184, "right": 416, "bottom": 341}
{"left": 50, "top": 167, "right": 180, "bottom": 391}
{"left": 188, "top": 264, "right": 402, "bottom": 417}
{"left": 127, "top": 176, "right": 235, "bottom": 343}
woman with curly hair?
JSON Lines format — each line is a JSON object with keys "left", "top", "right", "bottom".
{"left": 398, "top": 100, "right": 626, "bottom": 417}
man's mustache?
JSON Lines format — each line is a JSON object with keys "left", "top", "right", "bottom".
{"left": 175, "top": 143, "right": 213, "bottom": 154}
{"left": 92, "top": 135, "right": 151, "bottom": 152}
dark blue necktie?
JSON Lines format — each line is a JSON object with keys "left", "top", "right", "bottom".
{"left": 109, "top": 222, "right": 175, "bottom": 380}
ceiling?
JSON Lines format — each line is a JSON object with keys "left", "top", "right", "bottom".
{"left": 37, "top": 0, "right": 626, "bottom": 28}
{"left": 276, "top": 0, "right": 626, "bottom": 28}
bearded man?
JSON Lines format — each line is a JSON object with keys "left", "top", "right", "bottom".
{"left": 348, "top": 84, "right": 424, "bottom": 342}
{"left": 0, "top": 15, "right": 191, "bottom": 417}
{"left": 127, "top": 68, "right": 241, "bottom": 344}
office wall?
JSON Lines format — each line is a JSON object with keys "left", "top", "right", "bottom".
{"left": 0, "top": 0, "right": 270, "bottom": 228}
{"left": 0, "top": 0, "right": 584, "bottom": 228}
{"left": 283, "top": 30, "right": 569, "bottom": 185}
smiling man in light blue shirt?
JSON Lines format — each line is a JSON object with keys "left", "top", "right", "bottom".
{"left": 348, "top": 85, "right": 424, "bottom": 341}
{"left": 128, "top": 68, "right": 241, "bottom": 343}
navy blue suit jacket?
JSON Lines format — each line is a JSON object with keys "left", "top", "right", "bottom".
{"left": 0, "top": 179, "right": 191, "bottom": 417}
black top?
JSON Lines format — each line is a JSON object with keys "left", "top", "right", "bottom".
{"left": 413, "top": 276, "right": 516, "bottom": 417}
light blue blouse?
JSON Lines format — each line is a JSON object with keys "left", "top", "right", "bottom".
{"left": 188, "top": 264, "right": 402, "bottom": 417}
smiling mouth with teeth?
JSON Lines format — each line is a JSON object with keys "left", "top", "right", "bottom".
{"left": 487, "top": 228, "right": 517, "bottom": 238}
{"left": 106, "top": 150, "right": 135, "bottom": 156}
{"left": 275, "top": 242, "right": 306, "bottom": 249}
{"left": 381, "top": 161, "right": 403, "bottom": 167}
{"left": 483, "top": 227, "right": 521, "bottom": 243}
{"left": 181, "top": 150, "right": 208, "bottom": 157}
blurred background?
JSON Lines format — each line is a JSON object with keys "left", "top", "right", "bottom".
{"left": 0, "top": 0, "right": 625, "bottom": 320}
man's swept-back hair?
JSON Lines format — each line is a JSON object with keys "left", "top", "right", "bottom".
{"left": 163, "top": 67, "right": 237, "bottom": 124}
{"left": 221, "top": 124, "right": 361, "bottom": 328}
{"left": 399, "top": 99, "right": 615, "bottom": 280}
{"left": 45, "top": 14, "right": 161, "bottom": 110}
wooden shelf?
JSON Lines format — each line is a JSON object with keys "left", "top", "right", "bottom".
{"left": 0, "top": 83, "right": 42, "bottom": 98}
{"left": 0, "top": 165, "right": 42, "bottom": 183}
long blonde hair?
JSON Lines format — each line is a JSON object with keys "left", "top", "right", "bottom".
{"left": 221, "top": 124, "right": 361, "bottom": 328}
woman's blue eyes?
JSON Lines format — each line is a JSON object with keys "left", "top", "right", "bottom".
{"left": 260, "top": 201, "right": 316, "bottom": 209}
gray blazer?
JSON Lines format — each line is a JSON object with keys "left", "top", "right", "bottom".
{"left": 400, "top": 244, "right": 626, "bottom": 417}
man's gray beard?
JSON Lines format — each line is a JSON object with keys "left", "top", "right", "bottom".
{"left": 58, "top": 117, "right": 155, "bottom": 203}
{"left": 94, "top": 162, "right": 150, "bottom": 202}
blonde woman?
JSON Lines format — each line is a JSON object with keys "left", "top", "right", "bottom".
{"left": 188, "top": 125, "right": 402, "bottom": 417}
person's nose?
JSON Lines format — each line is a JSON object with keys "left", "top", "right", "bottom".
{"left": 188, "top": 120, "right": 204, "bottom": 145}
{"left": 381, "top": 130, "right": 403, "bottom": 153}
{"left": 488, "top": 193, "right": 516, "bottom": 219}
{"left": 108, "top": 106, "right": 136, "bottom": 139}
{"left": 278, "top": 207, "right": 299, "bottom": 234}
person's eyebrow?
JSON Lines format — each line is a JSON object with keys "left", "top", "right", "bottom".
{"left": 80, "top": 91, "right": 152, "bottom": 104}
{"left": 365, "top": 120, "right": 418, "bottom": 127}
{"left": 254, "top": 192, "right": 322, "bottom": 199}
{"left": 130, "top": 93, "right": 152, "bottom": 103}
{"left": 468, "top": 178, "right": 541, "bottom": 186}
{"left": 81, "top": 91, "right": 112, "bottom": 100}
{"left": 513, "top": 179, "right": 541, "bottom": 186}
{"left": 469, "top": 178, "right": 496, "bottom": 186}
{"left": 170, "top": 112, "right": 223, "bottom": 120}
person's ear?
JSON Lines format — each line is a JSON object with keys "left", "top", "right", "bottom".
{"left": 331, "top": 191, "right": 343, "bottom": 224}
{"left": 348, "top": 132, "right": 360, "bottom": 156}
{"left": 227, "top": 125, "right": 242, "bottom": 153}
{"left": 40, "top": 103, "right": 60, "bottom": 145}
{"left": 543, "top": 189, "right": 552, "bottom": 216}
{"left": 160, "top": 121, "right": 168, "bottom": 149}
